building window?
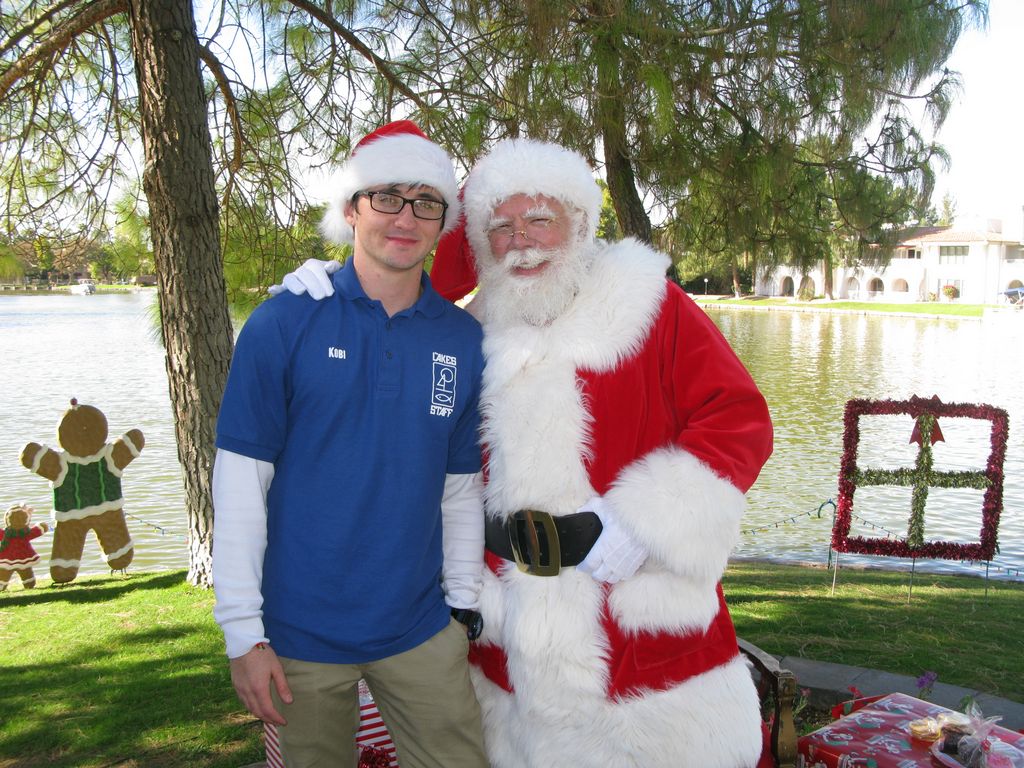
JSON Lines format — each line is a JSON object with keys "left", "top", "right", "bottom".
{"left": 939, "top": 245, "right": 968, "bottom": 264}
{"left": 904, "top": 248, "right": 921, "bottom": 259}
{"left": 938, "top": 279, "right": 962, "bottom": 298}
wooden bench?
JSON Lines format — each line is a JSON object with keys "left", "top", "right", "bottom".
{"left": 738, "top": 638, "right": 799, "bottom": 768}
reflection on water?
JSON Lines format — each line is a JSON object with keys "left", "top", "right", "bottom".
{"left": 1, "top": 294, "right": 1021, "bottom": 580}
{"left": 712, "top": 307, "right": 1024, "bottom": 579}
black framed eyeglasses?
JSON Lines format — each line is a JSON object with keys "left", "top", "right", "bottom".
{"left": 355, "top": 190, "right": 448, "bottom": 221}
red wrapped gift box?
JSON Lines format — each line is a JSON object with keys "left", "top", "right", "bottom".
{"left": 798, "top": 692, "right": 1024, "bottom": 768}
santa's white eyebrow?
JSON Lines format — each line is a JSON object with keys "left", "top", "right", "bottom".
{"left": 487, "top": 205, "right": 557, "bottom": 228}
{"left": 525, "top": 204, "right": 556, "bottom": 219}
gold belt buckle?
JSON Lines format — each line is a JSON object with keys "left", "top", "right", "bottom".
{"left": 508, "top": 509, "right": 561, "bottom": 576}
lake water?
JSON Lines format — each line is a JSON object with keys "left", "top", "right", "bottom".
{"left": 1, "top": 292, "right": 1022, "bottom": 581}
{"left": 715, "top": 305, "right": 1024, "bottom": 580}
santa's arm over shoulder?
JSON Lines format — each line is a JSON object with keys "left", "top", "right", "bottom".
{"left": 604, "top": 281, "right": 773, "bottom": 586}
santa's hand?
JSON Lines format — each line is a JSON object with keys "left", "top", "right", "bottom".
{"left": 268, "top": 258, "right": 341, "bottom": 299}
{"left": 577, "top": 496, "right": 648, "bottom": 584}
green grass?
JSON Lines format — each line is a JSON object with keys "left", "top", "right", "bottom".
{"left": 725, "top": 561, "right": 1024, "bottom": 703}
{"left": 696, "top": 295, "right": 992, "bottom": 317}
{"left": 0, "top": 571, "right": 262, "bottom": 768}
{"left": 2, "top": 564, "right": 1021, "bottom": 767}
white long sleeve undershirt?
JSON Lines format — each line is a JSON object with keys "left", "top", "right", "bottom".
{"left": 211, "top": 448, "right": 274, "bottom": 659}
{"left": 440, "top": 471, "right": 484, "bottom": 611}
{"left": 211, "top": 448, "right": 484, "bottom": 658}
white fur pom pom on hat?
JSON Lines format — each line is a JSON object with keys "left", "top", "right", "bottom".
{"left": 461, "top": 138, "right": 603, "bottom": 253}
{"left": 319, "top": 120, "right": 461, "bottom": 245}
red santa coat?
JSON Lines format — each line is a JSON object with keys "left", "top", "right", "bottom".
{"left": 467, "top": 238, "right": 774, "bottom": 768}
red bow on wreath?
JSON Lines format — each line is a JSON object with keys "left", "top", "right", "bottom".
{"left": 908, "top": 395, "right": 945, "bottom": 445}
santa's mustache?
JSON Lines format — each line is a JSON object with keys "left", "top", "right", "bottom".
{"left": 502, "top": 247, "right": 551, "bottom": 272}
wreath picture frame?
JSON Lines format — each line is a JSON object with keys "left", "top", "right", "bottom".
{"left": 832, "top": 396, "right": 1009, "bottom": 561}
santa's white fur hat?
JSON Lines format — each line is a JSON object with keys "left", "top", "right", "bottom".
{"left": 462, "top": 138, "right": 603, "bottom": 257}
{"left": 319, "top": 120, "right": 461, "bottom": 245}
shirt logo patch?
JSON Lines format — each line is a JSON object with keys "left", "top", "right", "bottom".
{"left": 328, "top": 346, "right": 347, "bottom": 359}
{"left": 430, "top": 352, "right": 457, "bottom": 417}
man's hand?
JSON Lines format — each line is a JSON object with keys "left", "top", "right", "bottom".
{"left": 577, "top": 496, "right": 648, "bottom": 584}
{"left": 229, "top": 643, "right": 293, "bottom": 726}
{"left": 268, "top": 258, "right": 341, "bottom": 299}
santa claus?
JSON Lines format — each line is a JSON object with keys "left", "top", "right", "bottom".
{"left": 283, "top": 138, "right": 774, "bottom": 767}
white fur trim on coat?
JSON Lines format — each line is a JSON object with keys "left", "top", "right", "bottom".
{"left": 472, "top": 653, "right": 762, "bottom": 768}
{"left": 604, "top": 447, "right": 746, "bottom": 633}
{"left": 319, "top": 132, "right": 460, "bottom": 244}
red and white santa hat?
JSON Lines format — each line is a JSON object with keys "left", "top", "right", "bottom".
{"left": 320, "top": 120, "right": 461, "bottom": 245}
{"left": 431, "top": 139, "right": 603, "bottom": 301}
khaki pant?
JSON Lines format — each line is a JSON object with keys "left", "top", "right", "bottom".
{"left": 273, "top": 619, "right": 487, "bottom": 768}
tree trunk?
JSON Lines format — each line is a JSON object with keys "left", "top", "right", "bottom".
{"left": 126, "top": 0, "right": 233, "bottom": 587}
{"left": 592, "top": 16, "right": 652, "bottom": 244}
{"left": 732, "top": 255, "right": 742, "bottom": 298}
{"left": 823, "top": 255, "right": 835, "bottom": 300}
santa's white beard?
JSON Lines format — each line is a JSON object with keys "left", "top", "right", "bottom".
{"left": 478, "top": 244, "right": 592, "bottom": 328}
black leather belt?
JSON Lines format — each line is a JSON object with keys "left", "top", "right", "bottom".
{"left": 485, "top": 510, "right": 603, "bottom": 576}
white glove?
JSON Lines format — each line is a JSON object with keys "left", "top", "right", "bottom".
{"left": 268, "top": 258, "right": 341, "bottom": 299}
{"left": 577, "top": 495, "right": 648, "bottom": 584}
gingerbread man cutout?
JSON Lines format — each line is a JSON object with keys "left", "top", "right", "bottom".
{"left": 20, "top": 399, "right": 144, "bottom": 583}
{"left": 0, "top": 503, "right": 50, "bottom": 590}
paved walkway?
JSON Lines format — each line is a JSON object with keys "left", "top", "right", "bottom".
{"left": 783, "top": 656, "right": 1024, "bottom": 730}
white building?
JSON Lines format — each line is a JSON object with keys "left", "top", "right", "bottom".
{"left": 756, "top": 217, "right": 1024, "bottom": 304}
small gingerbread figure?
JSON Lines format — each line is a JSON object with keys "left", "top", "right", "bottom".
{"left": 0, "top": 503, "right": 50, "bottom": 590}
{"left": 20, "top": 398, "right": 144, "bottom": 583}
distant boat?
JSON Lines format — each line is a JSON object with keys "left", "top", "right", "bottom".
{"left": 70, "top": 281, "right": 96, "bottom": 295}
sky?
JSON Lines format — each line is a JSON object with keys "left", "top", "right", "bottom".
{"left": 931, "top": 0, "right": 1024, "bottom": 238}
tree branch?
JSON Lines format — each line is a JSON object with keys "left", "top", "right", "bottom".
{"left": 0, "top": 0, "right": 84, "bottom": 60}
{"left": 284, "top": 0, "right": 434, "bottom": 113}
{"left": 197, "top": 43, "right": 244, "bottom": 176}
{"left": 0, "top": 0, "right": 128, "bottom": 102}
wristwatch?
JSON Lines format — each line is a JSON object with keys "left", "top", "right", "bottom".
{"left": 450, "top": 608, "right": 484, "bottom": 640}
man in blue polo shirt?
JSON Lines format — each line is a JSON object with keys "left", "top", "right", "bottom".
{"left": 212, "top": 121, "right": 488, "bottom": 768}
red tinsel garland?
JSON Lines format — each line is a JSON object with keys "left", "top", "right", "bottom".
{"left": 358, "top": 746, "right": 394, "bottom": 768}
{"left": 832, "top": 396, "right": 1009, "bottom": 561}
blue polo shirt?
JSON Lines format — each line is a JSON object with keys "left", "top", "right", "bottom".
{"left": 216, "top": 259, "right": 484, "bottom": 663}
